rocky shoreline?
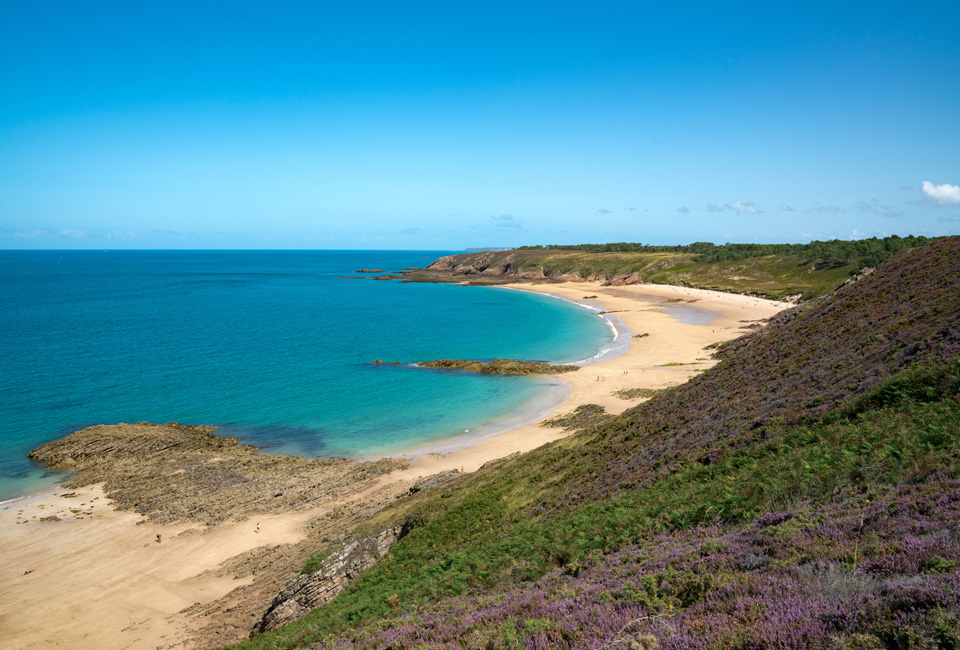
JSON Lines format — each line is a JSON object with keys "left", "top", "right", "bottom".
{"left": 29, "top": 422, "right": 406, "bottom": 526}
{"left": 23, "top": 421, "right": 422, "bottom": 648}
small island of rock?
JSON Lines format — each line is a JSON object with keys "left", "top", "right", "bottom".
{"left": 418, "top": 358, "right": 579, "bottom": 375}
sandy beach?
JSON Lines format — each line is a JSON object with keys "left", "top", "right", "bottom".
{"left": 0, "top": 281, "right": 788, "bottom": 650}
{"left": 395, "top": 281, "right": 788, "bottom": 478}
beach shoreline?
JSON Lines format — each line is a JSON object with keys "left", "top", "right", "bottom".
{"left": 0, "top": 281, "right": 789, "bottom": 650}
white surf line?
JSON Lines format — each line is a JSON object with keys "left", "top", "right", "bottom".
{"left": 493, "top": 286, "right": 632, "bottom": 366}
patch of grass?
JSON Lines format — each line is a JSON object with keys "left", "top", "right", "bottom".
{"left": 541, "top": 404, "right": 611, "bottom": 431}
{"left": 612, "top": 387, "right": 668, "bottom": 400}
{"left": 301, "top": 546, "right": 333, "bottom": 574}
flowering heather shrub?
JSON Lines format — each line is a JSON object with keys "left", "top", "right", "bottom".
{"left": 305, "top": 476, "right": 960, "bottom": 649}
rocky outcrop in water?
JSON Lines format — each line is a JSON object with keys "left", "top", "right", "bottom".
{"left": 418, "top": 359, "right": 580, "bottom": 375}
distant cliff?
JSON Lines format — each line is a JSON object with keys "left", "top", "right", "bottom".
{"left": 406, "top": 248, "right": 873, "bottom": 301}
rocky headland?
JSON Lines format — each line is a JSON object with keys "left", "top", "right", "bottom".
{"left": 400, "top": 237, "right": 939, "bottom": 301}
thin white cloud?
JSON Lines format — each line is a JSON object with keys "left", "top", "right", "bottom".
{"left": 705, "top": 203, "right": 723, "bottom": 213}
{"left": 107, "top": 230, "right": 142, "bottom": 239}
{"left": 676, "top": 206, "right": 690, "bottom": 214}
{"left": 938, "top": 215, "right": 960, "bottom": 222}
{"left": 491, "top": 215, "right": 523, "bottom": 230}
{"left": 856, "top": 199, "right": 902, "bottom": 218}
{"left": 727, "top": 201, "right": 761, "bottom": 214}
{"left": 9, "top": 228, "right": 51, "bottom": 239}
{"left": 779, "top": 204, "right": 794, "bottom": 212}
{"left": 921, "top": 180, "right": 960, "bottom": 206}
{"left": 597, "top": 208, "right": 612, "bottom": 214}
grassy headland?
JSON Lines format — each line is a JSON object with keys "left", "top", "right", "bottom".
{"left": 404, "top": 235, "right": 937, "bottom": 302}
{"left": 230, "top": 237, "right": 960, "bottom": 649}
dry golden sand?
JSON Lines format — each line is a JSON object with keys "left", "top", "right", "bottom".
{"left": 0, "top": 281, "right": 787, "bottom": 650}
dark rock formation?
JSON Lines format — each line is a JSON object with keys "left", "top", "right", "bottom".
{"left": 253, "top": 524, "right": 413, "bottom": 634}
{"left": 418, "top": 358, "right": 580, "bottom": 375}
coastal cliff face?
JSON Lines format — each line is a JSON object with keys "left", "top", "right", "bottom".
{"left": 254, "top": 524, "right": 411, "bottom": 634}
{"left": 425, "top": 250, "right": 623, "bottom": 283}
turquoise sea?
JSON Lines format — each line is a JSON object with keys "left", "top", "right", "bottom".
{"left": 0, "top": 250, "right": 617, "bottom": 502}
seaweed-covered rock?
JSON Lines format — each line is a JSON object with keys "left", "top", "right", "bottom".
{"left": 418, "top": 358, "right": 579, "bottom": 375}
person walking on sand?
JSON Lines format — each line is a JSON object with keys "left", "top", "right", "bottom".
{"left": 256, "top": 522, "right": 260, "bottom": 533}
{"left": 156, "top": 533, "right": 161, "bottom": 544}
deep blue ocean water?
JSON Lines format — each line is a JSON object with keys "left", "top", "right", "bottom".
{"left": 0, "top": 250, "right": 613, "bottom": 501}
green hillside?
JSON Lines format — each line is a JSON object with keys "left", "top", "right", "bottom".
{"left": 234, "top": 237, "right": 960, "bottom": 650}
{"left": 413, "top": 235, "right": 937, "bottom": 301}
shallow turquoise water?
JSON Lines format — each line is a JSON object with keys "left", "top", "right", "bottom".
{"left": 0, "top": 250, "right": 612, "bottom": 501}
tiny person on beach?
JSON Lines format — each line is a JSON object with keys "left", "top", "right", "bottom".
{"left": 156, "top": 533, "right": 161, "bottom": 544}
{"left": 256, "top": 522, "right": 260, "bottom": 533}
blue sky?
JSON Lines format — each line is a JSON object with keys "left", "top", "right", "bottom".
{"left": 2, "top": 1, "right": 958, "bottom": 249}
